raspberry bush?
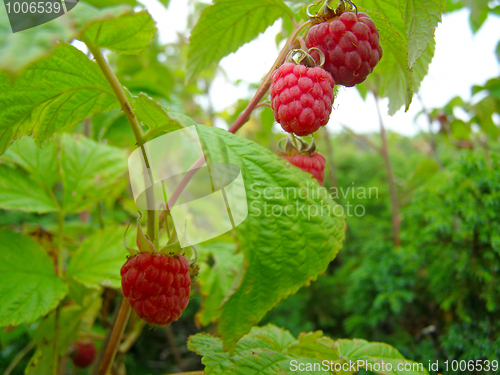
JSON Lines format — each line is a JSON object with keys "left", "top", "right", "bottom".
{"left": 0, "top": 0, "right": 464, "bottom": 374}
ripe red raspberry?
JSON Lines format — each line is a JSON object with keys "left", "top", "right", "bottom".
{"left": 306, "top": 11, "right": 383, "bottom": 87}
{"left": 70, "top": 340, "right": 96, "bottom": 368}
{"left": 282, "top": 152, "right": 326, "bottom": 185}
{"left": 270, "top": 62, "right": 334, "bottom": 136}
{"left": 120, "top": 252, "right": 191, "bottom": 326}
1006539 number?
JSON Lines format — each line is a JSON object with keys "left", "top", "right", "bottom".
{"left": 444, "top": 360, "right": 498, "bottom": 372}
{"left": 5, "top": 2, "right": 62, "bottom": 14}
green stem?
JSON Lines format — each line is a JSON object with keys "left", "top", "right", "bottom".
{"left": 154, "top": 207, "right": 160, "bottom": 249}
{"left": 57, "top": 210, "right": 64, "bottom": 277}
{"left": 147, "top": 210, "right": 155, "bottom": 241}
{"left": 85, "top": 41, "right": 144, "bottom": 146}
{"left": 84, "top": 41, "right": 154, "bottom": 375}
{"left": 97, "top": 201, "right": 105, "bottom": 229}
{"left": 86, "top": 40, "right": 156, "bottom": 220}
{"left": 53, "top": 210, "right": 65, "bottom": 375}
{"left": 3, "top": 342, "right": 35, "bottom": 375}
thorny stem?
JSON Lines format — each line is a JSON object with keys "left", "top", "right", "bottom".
{"left": 85, "top": 41, "right": 151, "bottom": 375}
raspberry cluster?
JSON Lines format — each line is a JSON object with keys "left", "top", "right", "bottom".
{"left": 270, "top": 1, "right": 382, "bottom": 139}
{"left": 306, "top": 11, "right": 383, "bottom": 87}
{"left": 121, "top": 252, "right": 191, "bottom": 326}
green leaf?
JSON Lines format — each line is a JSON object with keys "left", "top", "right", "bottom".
{"left": 287, "top": 331, "right": 339, "bottom": 361}
{"left": 443, "top": 96, "right": 466, "bottom": 113}
{"left": 450, "top": 119, "right": 471, "bottom": 140}
{"left": 189, "top": 325, "right": 428, "bottom": 375}
{"left": 470, "top": 96, "right": 500, "bottom": 139}
{"left": 0, "top": 6, "right": 72, "bottom": 73}
{"left": 409, "top": 159, "right": 439, "bottom": 187}
{"left": 358, "top": 8, "right": 413, "bottom": 114}
{"left": 0, "top": 43, "right": 119, "bottom": 155}
{"left": 0, "top": 2, "right": 138, "bottom": 73}
{"left": 337, "top": 338, "right": 429, "bottom": 375}
{"left": 0, "top": 136, "right": 58, "bottom": 213}
{"left": 400, "top": 0, "right": 446, "bottom": 67}
{"left": 187, "top": 0, "right": 293, "bottom": 81}
{"left": 358, "top": 0, "right": 441, "bottom": 112}
{"left": 132, "top": 93, "right": 181, "bottom": 134}
{"left": 411, "top": 38, "right": 435, "bottom": 93}
{"left": 66, "top": 227, "right": 130, "bottom": 289}
{"left": 188, "top": 325, "right": 329, "bottom": 374}
{"left": 67, "top": 2, "right": 133, "bottom": 29}
{"left": 79, "top": 10, "right": 156, "bottom": 54}
{"left": 0, "top": 229, "right": 68, "bottom": 326}
{"left": 60, "top": 134, "right": 127, "bottom": 213}
{"left": 195, "top": 242, "right": 244, "bottom": 326}
{"left": 116, "top": 47, "right": 175, "bottom": 98}
{"left": 33, "top": 305, "right": 86, "bottom": 351}
{"left": 0, "top": 165, "right": 58, "bottom": 213}
{"left": 462, "top": 0, "right": 490, "bottom": 33}
{"left": 472, "top": 77, "right": 500, "bottom": 99}
{"left": 2, "top": 136, "right": 58, "bottom": 190}
{"left": 26, "top": 304, "right": 89, "bottom": 375}
{"left": 195, "top": 125, "right": 345, "bottom": 350}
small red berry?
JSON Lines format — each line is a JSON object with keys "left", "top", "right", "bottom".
{"left": 282, "top": 152, "right": 326, "bottom": 185}
{"left": 270, "top": 62, "right": 335, "bottom": 136}
{"left": 120, "top": 252, "right": 191, "bottom": 326}
{"left": 70, "top": 340, "right": 96, "bottom": 368}
{"left": 306, "top": 11, "right": 383, "bottom": 87}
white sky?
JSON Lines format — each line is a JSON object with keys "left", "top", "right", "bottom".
{"left": 142, "top": 0, "right": 500, "bottom": 135}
